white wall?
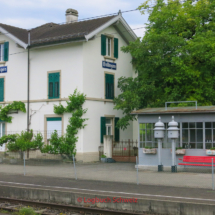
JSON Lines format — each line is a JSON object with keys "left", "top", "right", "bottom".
{"left": 81, "top": 25, "right": 134, "bottom": 153}
{"left": 83, "top": 25, "right": 133, "bottom": 98}
{"left": 30, "top": 42, "right": 84, "bottom": 100}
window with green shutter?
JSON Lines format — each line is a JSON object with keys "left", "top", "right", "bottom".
{"left": 115, "top": 117, "right": 120, "bottom": 142}
{"left": 101, "top": 35, "right": 106, "bottom": 56}
{"left": 48, "top": 73, "right": 60, "bottom": 99}
{"left": 100, "top": 117, "right": 106, "bottom": 143}
{"left": 114, "top": 38, "right": 118, "bottom": 59}
{"left": 0, "top": 78, "right": 4, "bottom": 102}
{"left": 105, "top": 74, "right": 114, "bottom": 99}
{"left": 4, "top": 42, "right": 9, "bottom": 62}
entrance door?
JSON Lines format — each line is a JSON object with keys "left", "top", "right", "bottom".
{"left": 106, "top": 118, "right": 112, "bottom": 135}
{"left": 47, "top": 117, "right": 62, "bottom": 143}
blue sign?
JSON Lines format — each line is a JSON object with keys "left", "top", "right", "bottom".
{"left": 102, "top": 61, "right": 116, "bottom": 70}
{"left": 0, "top": 66, "right": 7, "bottom": 73}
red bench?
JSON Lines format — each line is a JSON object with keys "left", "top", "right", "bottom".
{"left": 178, "top": 156, "right": 215, "bottom": 167}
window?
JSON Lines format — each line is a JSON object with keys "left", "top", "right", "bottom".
{"left": 0, "top": 122, "right": 6, "bottom": 151}
{"left": 0, "top": 78, "right": 4, "bottom": 102}
{"left": 48, "top": 72, "right": 60, "bottom": 99}
{"left": 105, "top": 73, "right": 114, "bottom": 99}
{"left": 46, "top": 117, "right": 62, "bottom": 144}
{"left": 0, "top": 44, "right": 4, "bottom": 62}
{"left": 0, "top": 42, "right": 9, "bottom": 62}
{"left": 139, "top": 123, "right": 180, "bottom": 148}
{"left": 205, "top": 122, "right": 215, "bottom": 149}
{"left": 100, "top": 117, "right": 120, "bottom": 143}
{"left": 182, "top": 122, "right": 203, "bottom": 149}
{"left": 101, "top": 34, "right": 118, "bottom": 58}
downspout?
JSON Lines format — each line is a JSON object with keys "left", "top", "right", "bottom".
{"left": 27, "top": 31, "right": 30, "bottom": 159}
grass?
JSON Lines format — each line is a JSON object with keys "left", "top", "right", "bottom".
{"left": 18, "top": 207, "right": 38, "bottom": 215}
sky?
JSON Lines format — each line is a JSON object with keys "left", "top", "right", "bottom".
{"left": 0, "top": 0, "right": 149, "bottom": 38}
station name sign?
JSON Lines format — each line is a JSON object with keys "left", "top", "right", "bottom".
{"left": 0, "top": 66, "right": 7, "bottom": 73}
{"left": 102, "top": 61, "right": 116, "bottom": 70}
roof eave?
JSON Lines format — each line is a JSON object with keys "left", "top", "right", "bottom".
{"left": 29, "top": 37, "right": 86, "bottom": 48}
{"left": 0, "top": 26, "right": 28, "bottom": 49}
{"left": 85, "top": 15, "right": 137, "bottom": 42}
{"left": 131, "top": 111, "right": 215, "bottom": 115}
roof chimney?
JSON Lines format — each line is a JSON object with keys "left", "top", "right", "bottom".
{"left": 66, "top": 9, "right": 78, "bottom": 23}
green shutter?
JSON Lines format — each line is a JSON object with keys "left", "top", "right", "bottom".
{"left": 105, "top": 74, "right": 114, "bottom": 99}
{"left": 3, "top": 42, "right": 9, "bottom": 61}
{"left": 0, "top": 78, "right": 4, "bottom": 102}
{"left": 47, "top": 117, "right": 62, "bottom": 121}
{"left": 48, "top": 73, "right": 60, "bottom": 99}
{"left": 54, "top": 73, "right": 60, "bottom": 98}
{"left": 101, "top": 34, "right": 106, "bottom": 56}
{"left": 115, "top": 117, "right": 120, "bottom": 142}
{"left": 100, "top": 117, "right": 106, "bottom": 143}
{"left": 114, "top": 38, "right": 118, "bottom": 59}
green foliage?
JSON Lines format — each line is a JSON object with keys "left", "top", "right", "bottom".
{"left": 42, "top": 89, "right": 87, "bottom": 157}
{"left": 0, "top": 130, "right": 44, "bottom": 152}
{"left": 176, "top": 147, "right": 184, "bottom": 150}
{"left": 210, "top": 147, "right": 215, "bottom": 150}
{"left": 114, "top": 0, "right": 215, "bottom": 129}
{"left": 144, "top": 146, "right": 153, "bottom": 149}
{"left": 101, "top": 154, "right": 107, "bottom": 158}
{"left": 19, "top": 207, "right": 37, "bottom": 215}
{"left": 0, "top": 101, "right": 26, "bottom": 122}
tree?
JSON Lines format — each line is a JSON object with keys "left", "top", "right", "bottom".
{"left": 41, "top": 90, "right": 87, "bottom": 159}
{"left": 114, "top": 0, "right": 215, "bottom": 129}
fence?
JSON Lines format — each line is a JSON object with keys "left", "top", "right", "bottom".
{"left": 112, "top": 139, "right": 138, "bottom": 162}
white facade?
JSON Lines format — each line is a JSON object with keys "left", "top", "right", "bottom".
{"left": 0, "top": 15, "right": 137, "bottom": 161}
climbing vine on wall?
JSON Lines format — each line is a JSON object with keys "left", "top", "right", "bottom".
{"left": 42, "top": 89, "right": 88, "bottom": 157}
{"left": 0, "top": 101, "right": 26, "bottom": 123}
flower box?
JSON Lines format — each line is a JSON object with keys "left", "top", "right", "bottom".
{"left": 206, "top": 150, "right": 215, "bottom": 156}
{"left": 171, "top": 149, "right": 186, "bottom": 155}
{"left": 143, "top": 148, "right": 156, "bottom": 154}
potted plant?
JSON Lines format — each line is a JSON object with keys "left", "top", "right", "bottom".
{"left": 10, "top": 156, "right": 17, "bottom": 164}
{"left": 171, "top": 147, "right": 186, "bottom": 155}
{"left": 101, "top": 154, "right": 107, "bottom": 162}
{"left": 143, "top": 147, "right": 157, "bottom": 154}
{"left": 206, "top": 147, "right": 215, "bottom": 155}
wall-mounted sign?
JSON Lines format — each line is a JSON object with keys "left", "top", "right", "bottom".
{"left": 102, "top": 61, "right": 116, "bottom": 70}
{"left": 0, "top": 66, "right": 7, "bottom": 73}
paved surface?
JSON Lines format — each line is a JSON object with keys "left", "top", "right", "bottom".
{"left": 0, "top": 162, "right": 214, "bottom": 189}
{"left": 0, "top": 172, "right": 215, "bottom": 205}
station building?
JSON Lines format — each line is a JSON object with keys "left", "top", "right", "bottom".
{"left": 132, "top": 106, "right": 215, "bottom": 166}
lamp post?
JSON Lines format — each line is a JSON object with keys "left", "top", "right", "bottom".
{"left": 154, "top": 116, "right": 165, "bottom": 172}
{"left": 168, "top": 116, "right": 179, "bottom": 173}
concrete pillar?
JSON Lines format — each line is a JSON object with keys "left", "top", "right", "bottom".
{"left": 103, "top": 135, "right": 113, "bottom": 158}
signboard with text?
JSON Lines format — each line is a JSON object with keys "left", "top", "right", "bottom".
{"left": 102, "top": 61, "right": 116, "bottom": 70}
{"left": 0, "top": 66, "right": 7, "bottom": 73}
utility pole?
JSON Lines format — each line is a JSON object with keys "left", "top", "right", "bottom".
{"left": 27, "top": 31, "right": 30, "bottom": 132}
{"left": 27, "top": 31, "right": 30, "bottom": 159}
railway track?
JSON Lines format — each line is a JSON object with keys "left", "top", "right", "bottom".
{"left": 0, "top": 197, "right": 146, "bottom": 215}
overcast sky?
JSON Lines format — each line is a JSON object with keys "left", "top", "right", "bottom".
{"left": 0, "top": 0, "right": 148, "bottom": 38}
